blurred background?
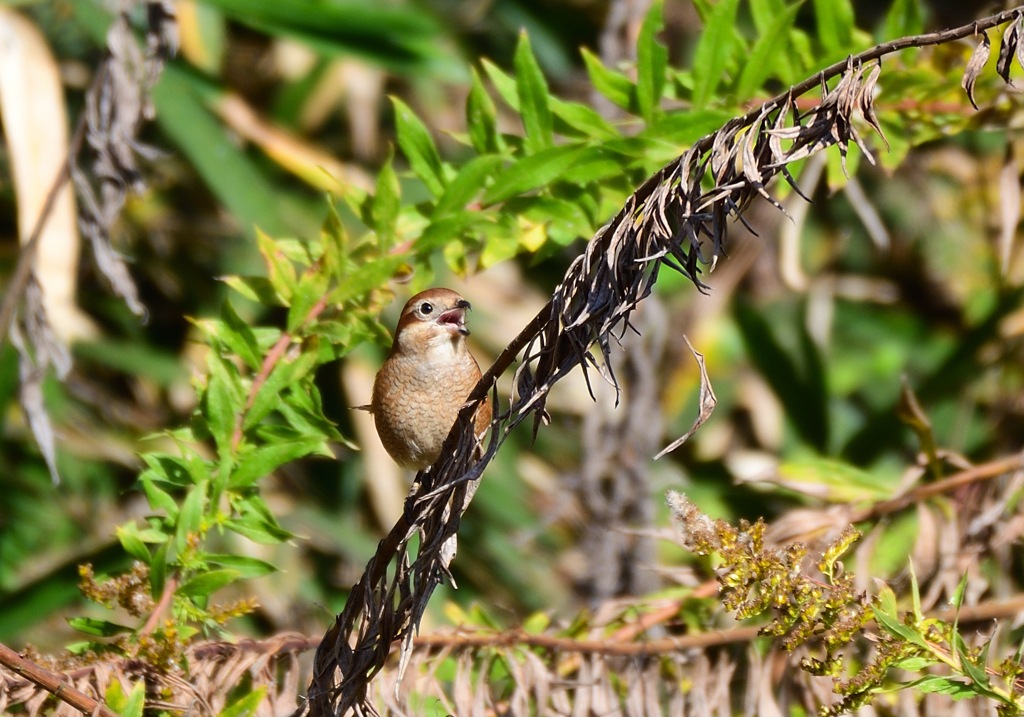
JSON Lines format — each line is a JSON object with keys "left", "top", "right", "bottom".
{"left": 1, "top": 0, "right": 1023, "bottom": 658}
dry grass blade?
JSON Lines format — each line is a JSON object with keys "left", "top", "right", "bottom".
{"left": 655, "top": 336, "right": 716, "bottom": 460}
{"left": 997, "top": 12, "right": 1022, "bottom": 83}
{"left": 296, "top": 7, "right": 1024, "bottom": 716}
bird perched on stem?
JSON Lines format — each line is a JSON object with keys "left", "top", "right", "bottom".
{"left": 369, "top": 288, "right": 491, "bottom": 471}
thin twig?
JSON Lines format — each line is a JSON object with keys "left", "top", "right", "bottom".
{"left": 0, "top": 641, "right": 120, "bottom": 717}
{"left": 850, "top": 453, "right": 1024, "bottom": 522}
{"left": 138, "top": 572, "right": 179, "bottom": 637}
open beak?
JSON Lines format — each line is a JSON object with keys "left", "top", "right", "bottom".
{"left": 437, "top": 300, "right": 471, "bottom": 336}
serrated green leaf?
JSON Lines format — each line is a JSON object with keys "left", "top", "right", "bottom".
{"left": 636, "top": 0, "right": 667, "bottom": 123}
{"left": 736, "top": 2, "right": 802, "bottom": 101}
{"left": 692, "top": 0, "right": 740, "bottom": 109}
{"left": 286, "top": 271, "right": 329, "bottom": 334}
{"left": 229, "top": 438, "right": 325, "bottom": 488}
{"left": 220, "top": 299, "right": 262, "bottom": 372}
{"left": 177, "top": 569, "right": 241, "bottom": 598}
{"left": 391, "top": 96, "right": 445, "bottom": 197}
{"left": 217, "top": 686, "right": 267, "bottom": 717}
{"left": 433, "top": 155, "right": 504, "bottom": 218}
{"left": 244, "top": 347, "right": 318, "bottom": 430}
{"left": 580, "top": 48, "right": 636, "bottom": 112}
{"left": 514, "top": 32, "right": 553, "bottom": 153}
{"left": 67, "top": 617, "right": 133, "bottom": 637}
{"left": 467, "top": 67, "right": 501, "bottom": 154}
{"left": 483, "top": 145, "right": 589, "bottom": 204}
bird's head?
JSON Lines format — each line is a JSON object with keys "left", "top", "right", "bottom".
{"left": 391, "top": 288, "right": 473, "bottom": 356}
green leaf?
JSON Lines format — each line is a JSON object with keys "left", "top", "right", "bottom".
{"left": 205, "top": 364, "right": 238, "bottom": 454}
{"left": 243, "top": 347, "right": 318, "bottom": 430}
{"left": 229, "top": 438, "right": 325, "bottom": 488}
{"left": 736, "top": 2, "right": 802, "bottom": 101}
{"left": 116, "top": 525, "right": 151, "bottom": 563}
{"left": 221, "top": 276, "right": 288, "bottom": 306}
{"left": 813, "top": 0, "right": 854, "bottom": 55}
{"left": 580, "top": 48, "right": 636, "bottom": 112}
{"left": 905, "top": 676, "right": 976, "bottom": 699}
{"left": 123, "top": 681, "right": 145, "bottom": 717}
{"left": 257, "top": 229, "right": 298, "bottom": 302}
{"left": 883, "top": 0, "right": 923, "bottom": 40}
{"left": 641, "top": 109, "right": 735, "bottom": 146}
{"left": 692, "top": 0, "right": 740, "bottom": 109}
{"left": 67, "top": 617, "right": 133, "bottom": 637}
{"left": 220, "top": 299, "right": 262, "bottom": 372}
{"left": 217, "top": 686, "right": 267, "bottom": 717}
{"left": 372, "top": 148, "right": 401, "bottom": 247}
{"left": 175, "top": 483, "right": 207, "bottom": 554}
{"left": 286, "top": 271, "right": 329, "bottom": 334}
{"left": 177, "top": 569, "right": 241, "bottom": 598}
{"left": 467, "top": 67, "right": 501, "bottom": 154}
{"left": 514, "top": 32, "right": 553, "bottom": 153}
{"left": 204, "top": 554, "right": 278, "bottom": 578}
{"left": 483, "top": 145, "right": 589, "bottom": 205}
{"left": 750, "top": 0, "right": 786, "bottom": 35}
{"left": 636, "top": 0, "right": 667, "bottom": 123}
{"left": 140, "top": 474, "right": 179, "bottom": 518}
{"left": 391, "top": 96, "right": 445, "bottom": 197}
{"left": 433, "top": 155, "right": 504, "bottom": 218}
{"left": 549, "top": 97, "right": 618, "bottom": 139}
{"left": 481, "top": 58, "right": 521, "bottom": 111}
{"left": 150, "top": 542, "right": 169, "bottom": 598}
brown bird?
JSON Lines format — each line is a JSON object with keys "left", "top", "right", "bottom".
{"left": 370, "top": 288, "right": 491, "bottom": 471}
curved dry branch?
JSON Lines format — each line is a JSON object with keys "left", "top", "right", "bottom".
{"left": 303, "top": 8, "right": 1024, "bottom": 716}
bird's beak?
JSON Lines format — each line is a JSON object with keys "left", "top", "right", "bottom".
{"left": 437, "top": 301, "right": 471, "bottom": 336}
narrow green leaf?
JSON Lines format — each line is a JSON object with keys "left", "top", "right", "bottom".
{"left": 229, "top": 438, "right": 325, "bottom": 489}
{"left": 483, "top": 145, "right": 588, "bottom": 205}
{"left": 122, "top": 681, "right": 145, "bottom": 717}
{"left": 692, "top": 0, "right": 740, "bottom": 109}
{"left": 481, "top": 58, "right": 520, "bottom": 111}
{"left": 372, "top": 149, "right": 401, "bottom": 248}
{"left": 286, "top": 271, "right": 329, "bottom": 334}
{"left": 244, "top": 348, "right": 318, "bottom": 430}
{"left": 641, "top": 109, "right": 735, "bottom": 145}
{"left": 549, "top": 97, "right": 618, "bottom": 139}
{"left": 636, "top": 0, "right": 667, "bottom": 123}
{"left": 813, "top": 0, "right": 854, "bottom": 54}
{"left": 205, "top": 370, "right": 236, "bottom": 454}
{"left": 391, "top": 96, "right": 445, "bottom": 197}
{"left": 116, "top": 526, "right": 151, "bottom": 563}
{"left": 905, "top": 676, "right": 976, "bottom": 699}
{"left": 67, "top": 617, "right": 133, "bottom": 637}
{"left": 433, "top": 155, "right": 504, "bottom": 218}
{"left": 175, "top": 483, "right": 206, "bottom": 553}
{"left": 204, "top": 554, "right": 277, "bottom": 578}
{"left": 177, "top": 569, "right": 241, "bottom": 598}
{"left": 883, "top": 0, "right": 923, "bottom": 40}
{"left": 467, "top": 67, "right": 501, "bottom": 154}
{"left": 150, "top": 542, "right": 169, "bottom": 598}
{"left": 217, "top": 686, "right": 267, "bottom": 717}
{"left": 514, "top": 32, "right": 553, "bottom": 153}
{"left": 580, "top": 48, "right": 636, "bottom": 111}
{"left": 736, "top": 2, "right": 802, "bottom": 101}
{"left": 140, "top": 474, "right": 179, "bottom": 518}
{"left": 256, "top": 229, "right": 298, "bottom": 302}
{"left": 750, "top": 0, "right": 786, "bottom": 35}
{"left": 220, "top": 299, "right": 262, "bottom": 372}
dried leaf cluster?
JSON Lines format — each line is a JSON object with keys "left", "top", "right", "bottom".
{"left": 0, "top": 0, "right": 177, "bottom": 483}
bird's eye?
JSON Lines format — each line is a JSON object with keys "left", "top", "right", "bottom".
{"left": 419, "top": 302, "right": 433, "bottom": 315}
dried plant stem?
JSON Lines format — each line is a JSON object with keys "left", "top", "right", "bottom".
{"left": 0, "top": 66, "right": 98, "bottom": 345}
{"left": 0, "top": 641, "right": 119, "bottom": 717}
{"left": 851, "top": 452, "right": 1024, "bottom": 522}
